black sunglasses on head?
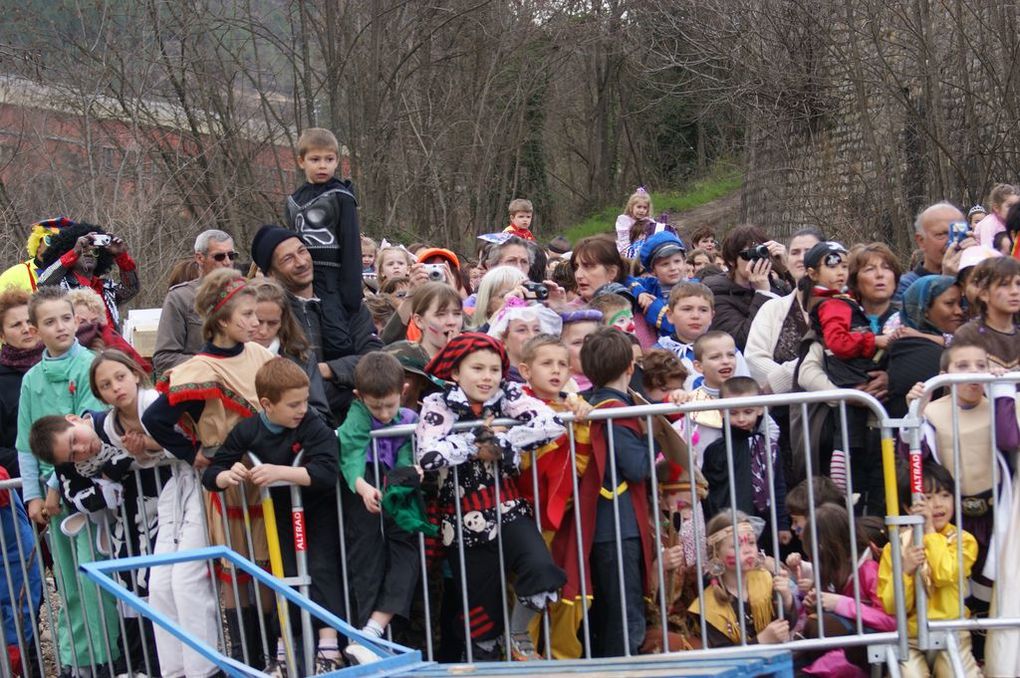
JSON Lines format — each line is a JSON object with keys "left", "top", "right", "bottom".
{"left": 211, "top": 251, "right": 240, "bottom": 262}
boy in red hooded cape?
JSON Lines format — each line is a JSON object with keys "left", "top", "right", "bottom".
{"left": 551, "top": 327, "right": 655, "bottom": 657}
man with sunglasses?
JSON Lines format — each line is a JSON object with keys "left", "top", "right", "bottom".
{"left": 153, "top": 229, "right": 237, "bottom": 374}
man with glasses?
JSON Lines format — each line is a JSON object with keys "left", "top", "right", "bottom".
{"left": 153, "top": 229, "right": 237, "bottom": 374}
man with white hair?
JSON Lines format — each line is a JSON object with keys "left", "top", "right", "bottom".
{"left": 153, "top": 229, "right": 238, "bottom": 373}
{"left": 894, "top": 202, "right": 966, "bottom": 301}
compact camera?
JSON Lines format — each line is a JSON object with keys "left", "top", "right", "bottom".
{"left": 521, "top": 281, "right": 549, "bottom": 300}
{"left": 949, "top": 221, "right": 969, "bottom": 246}
{"left": 423, "top": 263, "right": 446, "bottom": 281}
{"left": 91, "top": 234, "right": 112, "bottom": 247}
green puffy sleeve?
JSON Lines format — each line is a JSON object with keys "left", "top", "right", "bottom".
{"left": 336, "top": 399, "right": 372, "bottom": 493}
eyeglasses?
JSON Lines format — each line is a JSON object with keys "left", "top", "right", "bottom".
{"left": 211, "top": 251, "right": 240, "bottom": 262}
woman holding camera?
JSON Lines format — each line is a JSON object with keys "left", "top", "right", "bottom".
{"left": 469, "top": 266, "right": 530, "bottom": 331}
{"left": 36, "top": 221, "right": 140, "bottom": 333}
{"left": 378, "top": 248, "right": 464, "bottom": 343}
{"left": 703, "top": 225, "right": 792, "bottom": 352}
{"left": 383, "top": 282, "right": 464, "bottom": 409}
{"left": 419, "top": 248, "right": 468, "bottom": 299}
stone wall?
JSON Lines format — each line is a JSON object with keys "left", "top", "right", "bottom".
{"left": 738, "top": 2, "right": 1020, "bottom": 254}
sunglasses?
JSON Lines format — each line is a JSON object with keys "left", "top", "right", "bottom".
{"left": 211, "top": 251, "right": 240, "bottom": 262}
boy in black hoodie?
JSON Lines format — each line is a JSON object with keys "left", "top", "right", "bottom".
{"left": 203, "top": 357, "right": 343, "bottom": 674}
{"left": 285, "top": 127, "right": 363, "bottom": 317}
{"left": 702, "top": 376, "right": 791, "bottom": 553}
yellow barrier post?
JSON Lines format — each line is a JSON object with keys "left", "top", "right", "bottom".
{"left": 247, "top": 453, "right": 297, "bottom": 675}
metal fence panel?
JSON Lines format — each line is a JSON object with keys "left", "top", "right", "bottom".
{"left": 5, "top": 379, "right": 1020, "bottom": 675}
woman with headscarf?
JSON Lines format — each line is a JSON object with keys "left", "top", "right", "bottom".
{"left": 884, "top": 276, "right": 966, "bottom": 418}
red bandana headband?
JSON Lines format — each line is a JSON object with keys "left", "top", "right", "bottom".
{"left": 212, "top": 277, "right": 248, "bottom": 314}
{"left": 707, "top": 521, "right": 757, "bottom": 549}
{"left": 425, "top": 332, "right": 508, "bottom": 382}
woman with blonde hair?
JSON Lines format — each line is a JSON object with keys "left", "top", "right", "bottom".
{"left": 470, "top": 265, "right": 528, "bottom": 331}
{"left": 375, "top": 246, "right": 415, "bottom": 288}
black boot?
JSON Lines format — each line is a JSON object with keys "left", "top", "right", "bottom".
{"left": 225, "top": 611, "right": 248, "bottom": 664}
{"left": 242, "top": 606, "right": 269, "bottom": 670}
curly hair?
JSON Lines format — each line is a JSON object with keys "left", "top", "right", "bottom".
{"left": 37, "top": 222, "right": 114, "bottom": 277}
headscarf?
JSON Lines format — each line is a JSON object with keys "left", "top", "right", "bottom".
{"left": 899, "top": 275, "right": 957, "bottom": 335}
{"left": 486, "top": 297, "right": 562, "bottom": 340}
{"left": 424, "top": 332, "right": 508, "bottom": 382}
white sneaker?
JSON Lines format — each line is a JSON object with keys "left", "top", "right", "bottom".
{"left": 343, "top": 641, "right": 380, "bottom": 666}
{"left": 60, "top": 513, "right": 88, "bottom": 538}
{"left": 94, "top": 525, "right": 112, "bottom": 556}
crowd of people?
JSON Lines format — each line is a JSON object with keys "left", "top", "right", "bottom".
{"left": 0, "top": 126, "right": 1019, "bottom": 678}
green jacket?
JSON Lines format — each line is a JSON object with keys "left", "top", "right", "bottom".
{"left": 336, "top": 399, "right": 415, "bottom": 494}
{"left": 16, "top": 341, "right": 104, "bottom": 502}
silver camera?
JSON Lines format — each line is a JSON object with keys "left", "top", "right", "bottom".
{"left": 423, "top": 263, "right": 446, "bottom": 281}
{"left": 91, "top": 234, "right": 112, "bottom": 247}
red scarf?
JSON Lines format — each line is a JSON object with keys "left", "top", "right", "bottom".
{"left": 503, "top": 224, "right": 536, "bottom": 241}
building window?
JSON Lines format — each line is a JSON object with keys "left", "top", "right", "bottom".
{"left": 101, "top": 146, "right": 116, "bottom": 173}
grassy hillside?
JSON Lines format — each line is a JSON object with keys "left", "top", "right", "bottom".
{"left": 564, "top": 168, "right": 741, "bottom": 243}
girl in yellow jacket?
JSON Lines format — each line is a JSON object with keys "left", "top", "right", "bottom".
{"left": 877, "top": 461, "right": 980, "bottom": 677}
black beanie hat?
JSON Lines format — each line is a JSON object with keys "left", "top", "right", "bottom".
{"left": 251, "top": 224, "right": 300, "bottom": 273}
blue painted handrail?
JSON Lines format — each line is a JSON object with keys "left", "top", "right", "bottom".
{"left": 79, "top": 546, "right": 427, "bottom": 677}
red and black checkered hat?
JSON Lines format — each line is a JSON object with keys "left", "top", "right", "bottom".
{"left": 424, "top": 332, "right": 508, "bottom": 382}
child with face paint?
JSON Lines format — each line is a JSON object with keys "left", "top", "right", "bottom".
{"left": 385, "top": 282, "right": 464, "bottom": 409}
{"left": 413, "top": 283, "right": 465, "bottom": 357}
{"left": 589, "top": 293, "right": 637, "bottom": 334}
{"left": 690, "top": 511, "right": 794, "bottom": 647}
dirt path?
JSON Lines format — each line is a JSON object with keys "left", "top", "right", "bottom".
{"left": 669, "top": 190, "right": 741, "bottom": 236}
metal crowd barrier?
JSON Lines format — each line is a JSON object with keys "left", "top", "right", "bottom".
{"left": 3, "top": 380, "right": 1019, "bottom": 676}
{"left": 354, "top": 388, "right": 909, "bottom": 671}
{"left": 900, "top": 371, "right": 1020, "bottom": 675}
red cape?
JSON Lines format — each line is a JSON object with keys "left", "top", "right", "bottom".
{"left": 551, "top": 399, "right": 654, "bottom": 602}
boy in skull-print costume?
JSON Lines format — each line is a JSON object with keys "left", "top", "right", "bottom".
{"left": 416, "top": 333, "right": 586, "bottom": 660}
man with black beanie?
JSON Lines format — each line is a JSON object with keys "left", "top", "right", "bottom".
{"left": 251, "top": 224, "right": 382, "bottom": 423}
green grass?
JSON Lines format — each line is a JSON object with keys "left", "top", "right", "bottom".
{"left": 564, "top": 168, "right": 742, "bottom": 243}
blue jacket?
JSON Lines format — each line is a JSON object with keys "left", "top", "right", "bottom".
{"left": 626, "top": 275, "right": 673, "bottom": 336}
{"left": 0, "top": 485, "right": 41, "bottom": 649}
